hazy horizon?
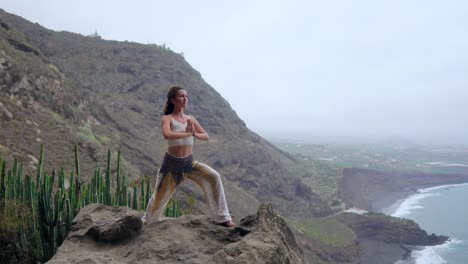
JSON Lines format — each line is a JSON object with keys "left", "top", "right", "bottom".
{"left": 260, "top": 130, "right": 468, "bottom": 147}
{"left": 2, "top": 1, "right": 468, "bottom": 146}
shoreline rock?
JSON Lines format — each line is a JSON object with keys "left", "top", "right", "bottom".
{"left": 337, "top": 212, "right": 448, "bottom": 264}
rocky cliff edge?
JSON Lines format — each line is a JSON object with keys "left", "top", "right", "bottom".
{"left": 47, "top": 203, "right": 307, "bottom": 264}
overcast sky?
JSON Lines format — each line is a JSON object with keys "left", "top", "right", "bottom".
{"left": 2, "top": 0, "right": 468, "bottom": 145}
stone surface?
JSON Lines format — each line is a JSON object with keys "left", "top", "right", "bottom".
{"left": 1, "top": 103, "right": 12, "bottom": 120}
{"left": 47, "top": 203, "right": 307, "bottom": 264}
{"left": 67, "top": 204, "right": 143, "bottom": 244}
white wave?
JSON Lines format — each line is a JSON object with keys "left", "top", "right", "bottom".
{"left": 423, "top": 161, "right": 468, "bottom": 167}
{"left": 318, "top": 157, "right": 336, "bottom": 161}
{"left": 344, "top": 207, "right": 367, "bottom": 214}
{"left": 441, "top": 163, "right": 468, "bottom": 167}
{"left": 412, "top": 239, "right": 462, "bottom": 264}
{"left": 391, "top": 192, "right": 437, "bottom": 218}
{"left": 425, "top": 161, "right": 444, "bottom": 165}
{"left": 419, "top": 183, "right": 468, "bottom": 193}
{"left": 390, "top": 184, "right": 468, "bottom": 264}
{"left": 391, "top": 183, "right": 468, "bottom": 218}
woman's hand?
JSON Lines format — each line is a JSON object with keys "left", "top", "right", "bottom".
{"left": 190, "top": 116, "right": 209, "bottom": 141}
{"left": 186, "top": 118, "right": 195, "bottom": 136}
{"left": 161, "top": 115, "right": 193, "bottom": 139}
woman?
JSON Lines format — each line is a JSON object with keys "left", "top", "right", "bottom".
{"left": 141, "top": 86, "right": 235, "bottom": 227}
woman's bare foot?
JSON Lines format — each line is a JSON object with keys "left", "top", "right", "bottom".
{"left": 218, "top": 220, "right": 235, "bottom": 227}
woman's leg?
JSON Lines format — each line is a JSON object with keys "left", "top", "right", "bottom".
{"left": 186, "top": 161, "right": 232, "bottom": 223}
{"left": 141, "top": 172, "right": 178, "bottom": 224}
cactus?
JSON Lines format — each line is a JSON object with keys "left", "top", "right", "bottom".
{"left": 74, "top": 144, "right": 81, "bottom": 212}
{"left": 116, "top": 150, "right": 121, "bottom": 205}
{"left": 74, "top": 144, "right": 80, "bottom": 183}
{"left": 0, "top": 160, "right": 5, "bottom": 209}
{"left": 140, "top": 177, "right": 145, "bottom": 210}
{"left": 65, "top": 198, "right": 72, "bottom": 232}
{"left": 132, "top": 186, "right": 138, "bottom": 209}
{"left": 0, "top": 144, "right": 194, "bottom": 262}
{"left": 145, "top": 176, "right": 151, "bottom": 210}
{"left": 127, "top": 192, "right": 132, "bottom": 208}
{"left": 38, "top": 170, "right": 66, "bottom": 260}
{"left": 17, "top": 162, "right": 23, "bottom": 200}
{"left": 36, "top": 144, "right": 44, "bottom": 189}
{"left": 12, "top": 158, "right": 17, "bottom": 199}
{"left": 122, "top": 175, "right": 127, "bottom": 206}
{"left": 6, "top": 169, "right": 12, "bottom": 200}
{"left": 105, "top": 149, "right": 111, "bottom": 205}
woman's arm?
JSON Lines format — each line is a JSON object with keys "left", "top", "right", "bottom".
{"left": 190, "top": 116, "right": 209, "bottom": 141}
{"left": 161, "top": 115, "right": 192, "bottom": 139}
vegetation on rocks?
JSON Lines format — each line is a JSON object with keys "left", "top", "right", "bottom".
{"left": 287, "top": 217, "right": 355, "bottom": 247}
{"left": 0, "top": 144, "right": 192, "bottom": 263}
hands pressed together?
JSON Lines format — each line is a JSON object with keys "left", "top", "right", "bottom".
{"left": 186, "top": 118, "right": 195, "bottom": 136}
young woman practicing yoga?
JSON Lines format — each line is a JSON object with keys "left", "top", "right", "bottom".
{"left": 141, "top": 86, "right": 234, "bottom": 227}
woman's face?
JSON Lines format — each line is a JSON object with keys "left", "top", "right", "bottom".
{"left": 171, "top": 89, "right": 189, "bottom": 109}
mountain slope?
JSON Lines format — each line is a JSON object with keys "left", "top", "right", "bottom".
{"left": 0, "top": 9, "right": 330, "bottom": 219}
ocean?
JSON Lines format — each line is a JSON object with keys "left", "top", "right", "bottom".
{"left": 386, "top": 183, "right": 468, "bottom": 264}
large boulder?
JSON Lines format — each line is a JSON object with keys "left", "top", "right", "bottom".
{"left": 47, "top": 203, "right": 307, "bottom": 264}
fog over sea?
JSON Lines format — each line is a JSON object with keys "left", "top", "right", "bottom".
{"left": 385, "top": 184, "right": 468, "bottom": 264}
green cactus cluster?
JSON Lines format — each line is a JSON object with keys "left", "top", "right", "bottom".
{"left": 166, "top": 198, "right": 190, "bottom": 218}
{"left": 0, "top": 144, "right": 193, "bottom": 263}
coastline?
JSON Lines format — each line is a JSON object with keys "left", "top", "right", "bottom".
{"left": 377, "top": 182, "right": 468, "bottom": 214}
{"left": 373, "top": 182, "right": 468, "bottom": 264}
{"left": 338, "top": 167, "right": 468, "bottom": 264}
{"left": 360, "top": 190, "right": 424, "bottom": 264}
{"left": 359, "top": 239, "right": 414, "bottom": 264}
{"left": 374, "top": 190, "right": 416, "bottom": 214}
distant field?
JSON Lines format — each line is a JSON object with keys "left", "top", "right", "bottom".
{"left": 286, "top": 217, "right": 355, "bottom": 247}
{"left": 275, "top": 142, "right": 468, "bottom": 173}
{"left": 274, "top": 141, "right": 468, "bottom": 203}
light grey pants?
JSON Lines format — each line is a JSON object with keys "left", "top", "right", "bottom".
{"left": 141, "top": 161, "right": 232, "bottom": 224}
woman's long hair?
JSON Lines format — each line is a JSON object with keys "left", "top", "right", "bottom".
{"left": 163, "top": 86, "right": 185, "bottom": 115}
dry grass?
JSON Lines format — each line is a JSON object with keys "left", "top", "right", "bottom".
{"left": 286, "top": 217, "right": 355, "bottom": 247}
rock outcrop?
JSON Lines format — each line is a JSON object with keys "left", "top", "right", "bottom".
{"left": 338, "top": 212, "right": 448, "bottom": 246}
{"left": 47, "top": 203, "right": 307, "bottom": 264}
{"left": 337, "top": 212, "right": 449, "bottom": 264}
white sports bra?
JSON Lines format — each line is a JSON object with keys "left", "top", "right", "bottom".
{"left": 167, "top": 118, "right": 194, "bottom": 147}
